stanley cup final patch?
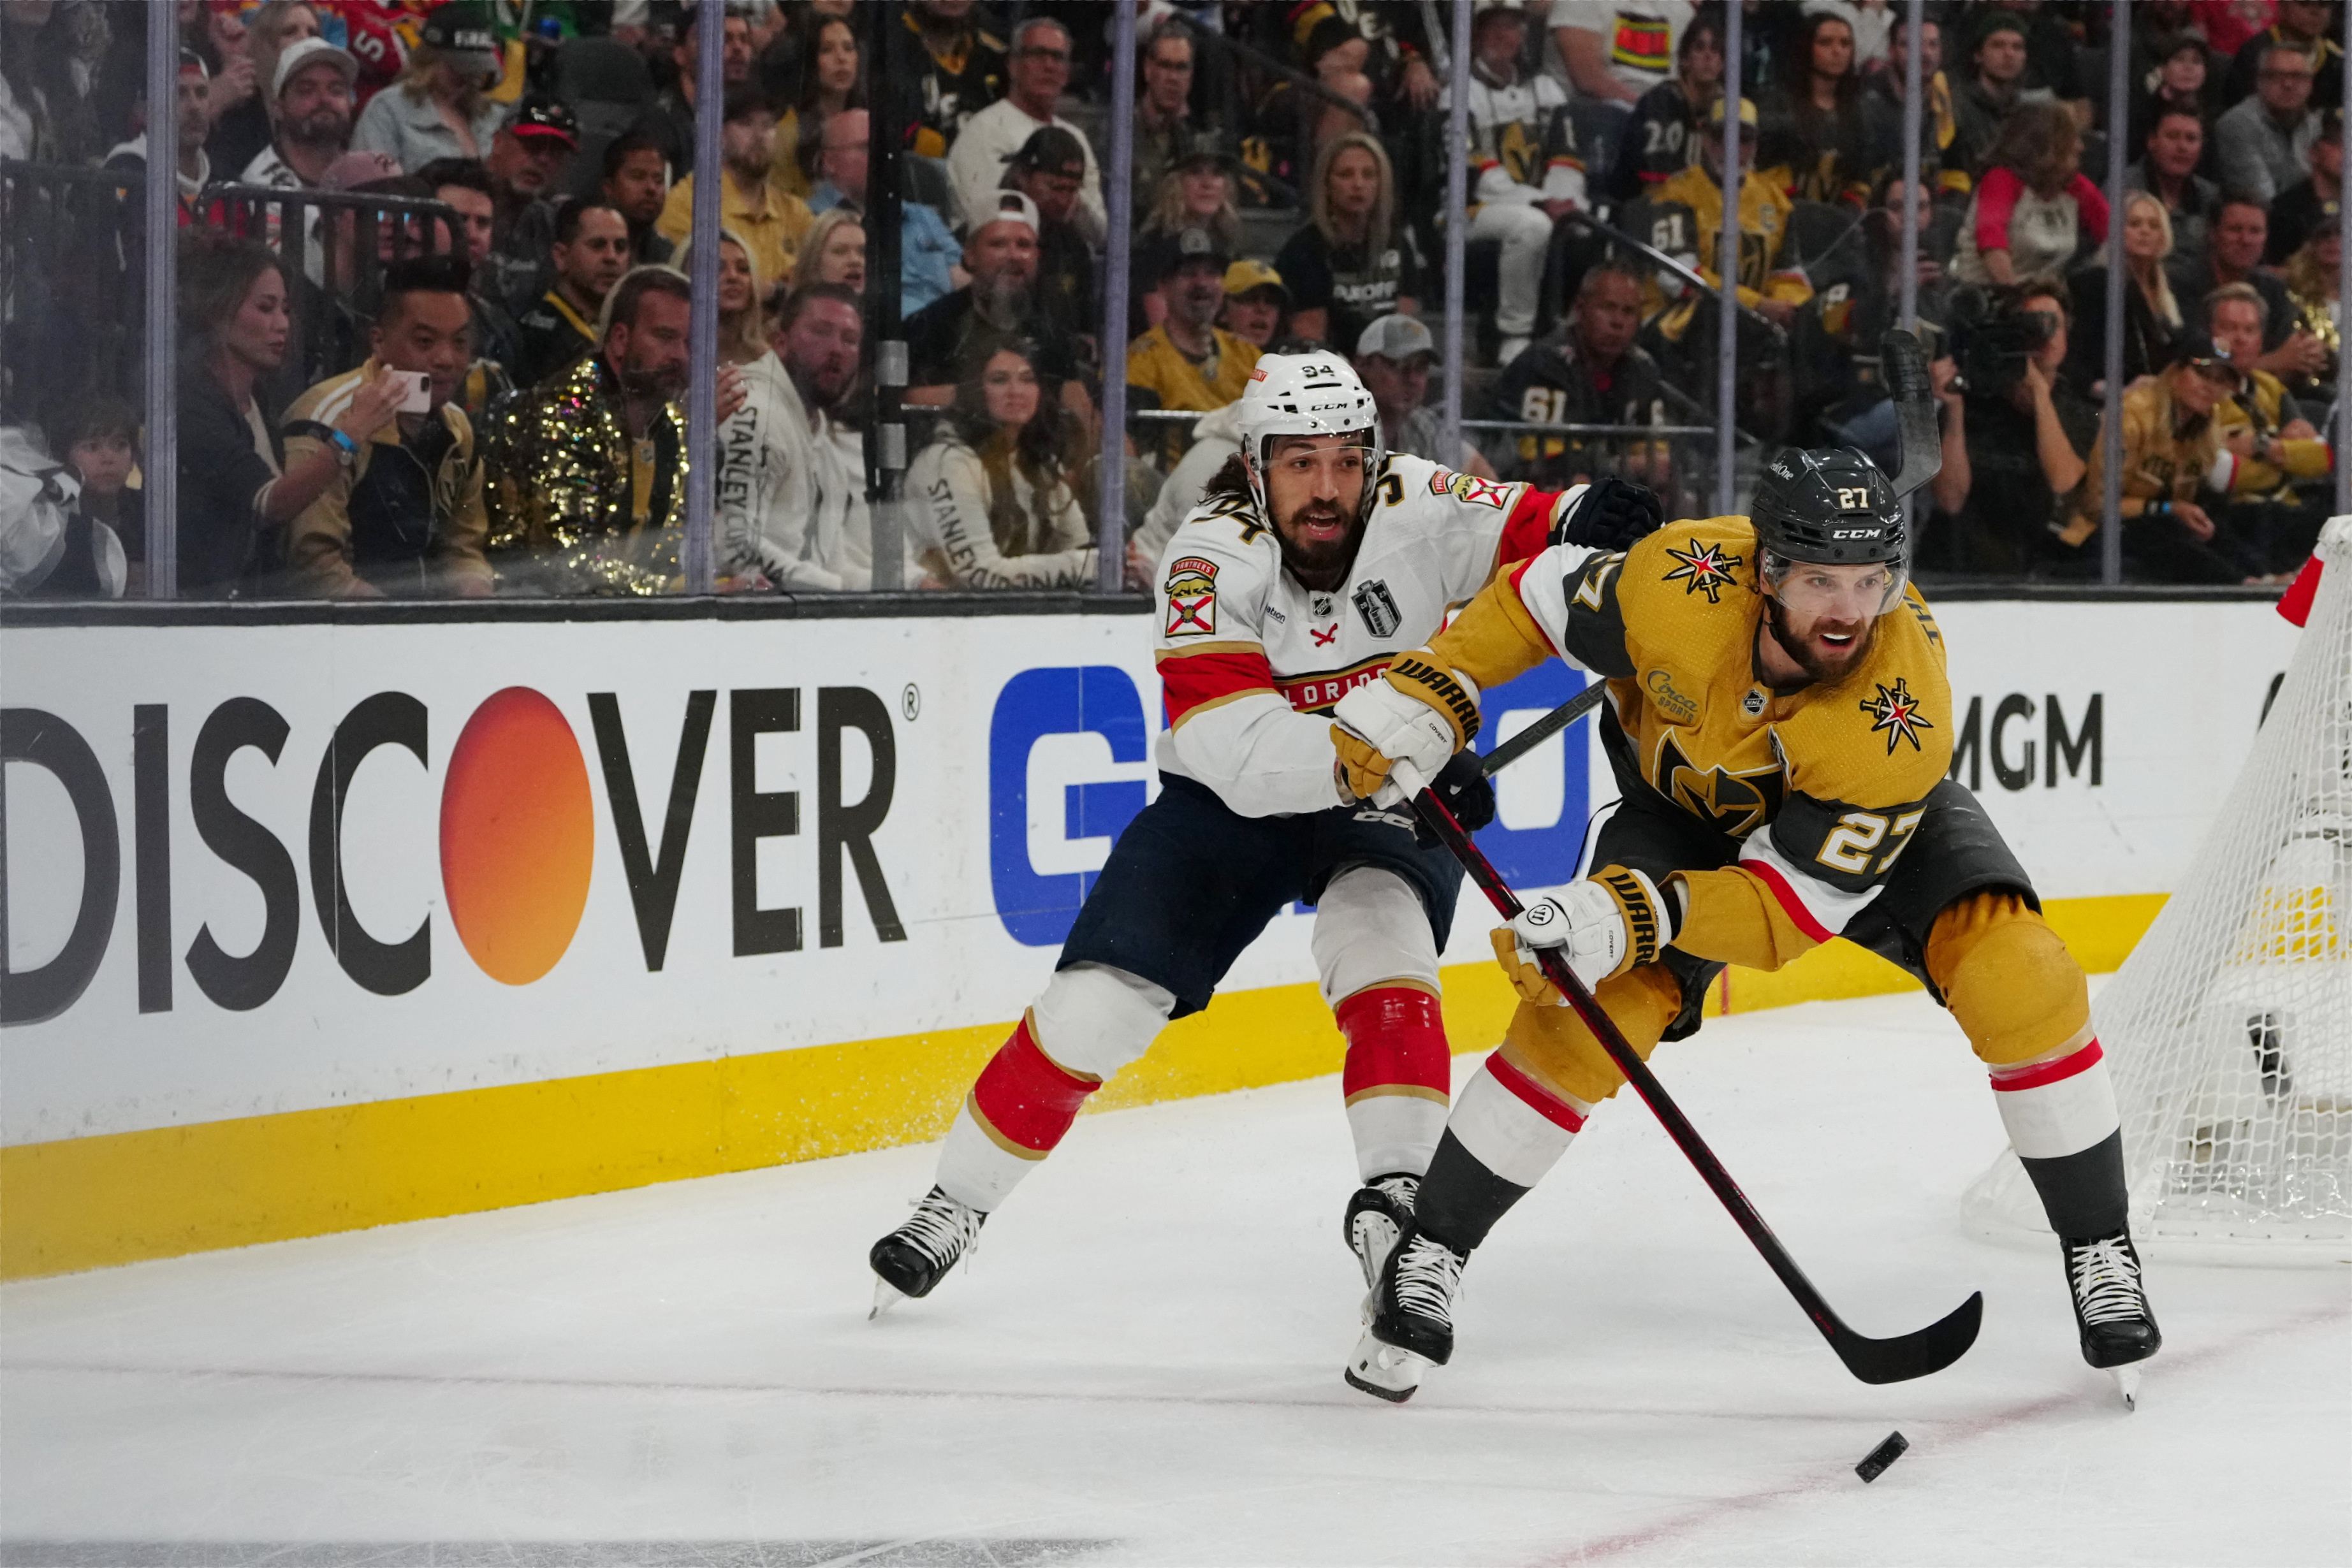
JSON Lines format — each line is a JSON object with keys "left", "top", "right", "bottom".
{"left": 1353, "top": 579, "right": 1402, "bottom": 637}
{"left": 1164, "top": 556, "right": 1220, "bottom": 637}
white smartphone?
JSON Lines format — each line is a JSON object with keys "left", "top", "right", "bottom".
{"left": 393, "top": 370, "right": 432, "bottom": 414}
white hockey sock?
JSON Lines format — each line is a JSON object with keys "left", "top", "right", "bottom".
{"left": 934, "top": 1097, "right": 1042, "bottom": 1212}
{"left": 1449, "top": 1053, "right": 1590, "bottom": 1188}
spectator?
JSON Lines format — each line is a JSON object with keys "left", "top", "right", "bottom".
{"left": 514, "top": 198, "right": 629, "bottom": 389}
{"left": 677, "top": 229, "right": 771, "bottom": 367}
{"left": 2068, "top": 192, "right": 2188, "bottom": 394}
{"left": 1764, "top": 8, "right": 1890, "bottom": 207}
{"left": 480, "top": 97, "right": 577, "bottom": 308}
{"left": 1485, "top": 262, "right": 1671, "bottom": 491}
{"left": 2221, "top": 0, "right": 2342, "bottom": 115}
{"left": 237, "top": 36, "right": 358, "bottom": 276}
{"left": 1995, "top": 0, "right": 2091, "bottom": 116}
{"left": 1791, "top": 177, "right": 1951, "bottom": 452}
{"left": 719, "top": 282, "right": 876, "bottom": 591}
{"left": 1928, "top": 282, "right": 2095, "bottom": 578}
{"left": 2278, "top": 217, "right": 2343, "bottom": 388}
{"left": 1137, "top": 131, "right": 1244, "bottom": 325}
{"left": 205, "top": 0, "right": 317, "bottom": 178}
{"left": 1551, "top": 0, "right": 1698, "bottom": 175}
{"left": 105, "top": 48, "right": 213, "bottom": 226}
{"left": 2268, "top": 108, "right": 2344, "bottom": 263}
{"left": 1126, "top": 228, "right": 1262, "bottom": 468}
{"left": 905, "top": 192, "right": 1088, "bottom": 419}
{"left": 487, "top": 266, "right": 745, "bottom": 596}
{"left": 773, "top": 10, "right": 861, "bottom": 201}
{"left": 2173, "top": 198, "right": 2324, "bottom": 382}
{"left": 2128, "top": 31, "right": 2217, "bottom": 170}
{"left": 2126, "top": 106, "right": 2219, "bottom": 278}
{"left": 644, "top": 6, "right": 754, "bottom": 178}
{"left": 1002, "top": 126, "right": 1098, "bottom": 339}
{"left": 1354, "top": 314, "right": 1494, "bottom": 477}
{"left": 1950, "top": 11, "right": 2027, "bottom": 182}
{"left": 1276, "top": 131, "right": 1419, "bottom": 352}
{"left": 2209, "top": 280, "right": 2335, "bottom": 574}
{"left": 1132, "top": 20, "right": 1203, "bottom": 202}
{"left": 657, "top": 86, "right": 814, "bottom": 291}
{"left": 415, "top": 157, "right": 522, "bottom": 412}
{"left": 1643, "top": 97, "right": 1812, "bottom": 337}
{"left": 351, "top": 1, "right": 506, "bottom": 170}
{"left": 2069, "top": 352, "right": 2264, "bottom": 584}
{"left": 1865, "top": 13, "right": 1971, "bottom": 207}
{"left": 2216, "top": 43, "right": 2319, "bottom": 205}
{"left": 791, "top": 208, "right": 866, "bottom": 295}
{"left": 803, "top": 108, "right": 959, "bottom": 318}
{"left": 901, "top": 0, "right": 1008, "bottom": 161}
{"left": 1219, "top": 259, "right": 1289, "bottom": 348}
{"left": 280, "top": 256, "right": 490, "bottom": 599}
{"left": 1456, "top": 0, "right": 1586, "bottom": 366}
{"left": 1808, "top": 1, "right": 1894, "bottom": 71}
{"left": 1952, "top": 101, "right": 2107, "bottom": 286}
{"left": 947, "top": 17, "right": 1106, "bottom": 243}
{"left": 599, "top": 127, "right": 675, "bottom": 266}
{"left": 49, "top": 396, "right": 140, "bottom": 598}
{"left": 174, "top": 233, "right": 405, "bottom": 596}
{"left": 0, "top": 0, "right": 103, "bottom": 164}
{"left": 909, "top": 336, "right": 1097, "bottom": 590}
{"left": 753, "top": 0, "right": 851, "bottom": 106}
{"left": 1607, "top": 7, "right": 1725, "bottom": 204}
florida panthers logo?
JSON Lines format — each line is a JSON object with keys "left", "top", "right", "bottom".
{"left": 1860, "top": 678, "right": 1935, "bottom": 754}
{"left": 1164, "top": 556, "right": 1219, "bottom": 637}
{"left": 1662, "top": 538, "right": 1743, "bottom": 604}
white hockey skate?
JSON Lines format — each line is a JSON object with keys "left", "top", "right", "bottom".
{"left": 868, "top": 1186, "right": 984, "bottom": 1318}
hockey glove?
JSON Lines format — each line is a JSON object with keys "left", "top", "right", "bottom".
{"left": 1411, "top": 749, "right": 1497, "bottom": 846}
{"left": 1490, "top": 865, "right": 1674, "bottom": 1003}
{"left": 1555, "top": 475, "right": 1664, "bottom": 553}
{"left": 1331, "top": 651, "right": 1481, "bottom": 806}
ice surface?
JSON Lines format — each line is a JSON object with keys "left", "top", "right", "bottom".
{"left": 4, "top": 992, "right": 2347, "bottom": 1567}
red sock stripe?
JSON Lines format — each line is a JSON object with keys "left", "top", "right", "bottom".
{"left": 1484, "top": 1052, "right": 1587, "bottom": 1133}
{"left": 1336, "top": 987, "right": 1453, "bottom": 1096}
{"left": 1990, "top": 1038, "right": 2104, "bottom": 1092}
{"left": 970, "top": 1017, "right": 1100, "bottom": 1152}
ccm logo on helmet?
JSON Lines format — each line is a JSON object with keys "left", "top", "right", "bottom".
{"left": 1831, "top": 528, "right": 1885, "bottom": 539}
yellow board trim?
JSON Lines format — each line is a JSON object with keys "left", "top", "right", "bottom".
{"left": 0, "top": 892, "right": 2164, "bottom": 1281}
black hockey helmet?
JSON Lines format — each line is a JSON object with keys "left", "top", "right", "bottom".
{"left": 1749, "top": 446, "right": 1906, "bottom": 567}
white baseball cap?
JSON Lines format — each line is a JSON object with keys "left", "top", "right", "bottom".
{"left": 971, "top": 189, "right": 1041, "bottom": 239}
{"left": 273, "top": 36, "right": 359, "bottom": 100}
{"left": 1355, "top": 312, "right": 1436, "bottom": 363}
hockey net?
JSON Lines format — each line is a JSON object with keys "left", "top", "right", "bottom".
{"left": 1963, "top": 518, "right": 2352, "bottom": 1265}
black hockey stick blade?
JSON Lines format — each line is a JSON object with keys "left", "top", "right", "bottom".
{"left": 1395, "top": 766, "right": 1984, "bottom": 1386}
{"left": 1881, "top": 329, "right": 1942, "bottom": 501}
{"left": 1480, "top": 683, "right": 1607, "bottom": 776}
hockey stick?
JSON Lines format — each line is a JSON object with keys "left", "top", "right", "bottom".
{"left": 1393, "top": 761, "right": 1984, "bottom": 1386}
{"left": 1479, "top": 683, "right": 1608, "bottom": 776}
{"left": 1881, "top": 328, "right": 1942, "bottom": 501}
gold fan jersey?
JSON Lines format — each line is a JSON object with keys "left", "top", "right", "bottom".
{"left": 1153, "top": 454, "right": 1571, "bottom": 818}
{"left": 1432, "top": 516, "right": 1954, "bottom": 939}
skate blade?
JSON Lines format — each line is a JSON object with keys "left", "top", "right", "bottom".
{"left": 1344, "top": 1328, "right": 1427, "bottom": 1403}
{"left": 2110, "top": 1364, "right": 2140, "bottom": 1411}
{"left": 869, "top": 1276, "right": 907, "bottom": 1320}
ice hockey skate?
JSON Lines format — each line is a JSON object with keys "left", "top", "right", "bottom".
{"left": 1345, "top": 1224, "right": 1468, "bottom": 1402}
{"left": 2062, "top": 1230, "right": 2161, "bottom": 1407}
{"left": 868, "top": 1186, "right": 985, "bottom": 1318}
{"left": 1343, "top": 1172, "right": 1419, "bottom": 1291}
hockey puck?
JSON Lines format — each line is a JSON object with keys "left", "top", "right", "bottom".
{"left": 1854, "top": 1431, "right": 1909, "bottom": 1483}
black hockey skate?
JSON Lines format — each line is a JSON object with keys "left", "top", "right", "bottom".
{"left": 868, "top": 1186, "right": 984, "bottom": 1318}
{"left": 1343, "top": 1172, "right": 1419, "bottom": 1291}
{"left": 2061, "top": 1228, "right": 2160, "bottom": 1407}
{"left": 1344, "top": 1222, "right": 1467, "bottom": 1404}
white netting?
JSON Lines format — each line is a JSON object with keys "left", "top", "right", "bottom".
{"left": 1962, "top": 519, "right": 2352, "bottom": 1266}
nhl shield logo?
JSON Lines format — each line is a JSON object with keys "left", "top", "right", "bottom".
{"left": 1742, "top": 688, "right": 1767, "bottom": 717}
{"left": 1353, "top": 579, "right": 1402, "bottom": 637}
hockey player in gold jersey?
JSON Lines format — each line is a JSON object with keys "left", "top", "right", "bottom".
{"left": 1325, "top": 444, "right": 2161, "bottom": 1403}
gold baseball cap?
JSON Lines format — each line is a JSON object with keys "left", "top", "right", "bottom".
{"left": 1709, "top": 96, "right": 1760, "bottom": 130}
{"left": 1223, "top": 258, "right": 1289, "bottom": 301}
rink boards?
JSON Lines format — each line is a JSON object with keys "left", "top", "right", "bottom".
{"left": 0, "top": 595, "right": 2301, "bottom": 1275}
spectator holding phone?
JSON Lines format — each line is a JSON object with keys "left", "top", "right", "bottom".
{"left": 281, "top": 257, "right": 492, "bottom": 599}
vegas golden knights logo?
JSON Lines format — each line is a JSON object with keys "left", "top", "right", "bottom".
{"left": 1653, "top": 732, "right": 1785, "bottom": 838}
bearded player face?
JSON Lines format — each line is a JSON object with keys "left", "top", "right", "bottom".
{"left": 1264, "top": 433, "right": 1370, "bottom": 583}
{"left": 1764, "top": 558, "right": 1898, "bottom": 683}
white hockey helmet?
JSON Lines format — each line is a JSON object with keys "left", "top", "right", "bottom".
{"left": 1234, "top": 352, "right": 1385, "bottom": 525}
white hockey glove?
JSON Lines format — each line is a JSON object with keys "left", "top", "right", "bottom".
{"left": 1490, "top": 866, "right": 1674, "bottom": 1004}
{"left": 1331, "top": 650, "right": 1481, "bottom": 806}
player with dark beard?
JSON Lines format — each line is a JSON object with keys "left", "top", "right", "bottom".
{"left": 1327, "top": 444, "right": 2161, "bottom": 1404}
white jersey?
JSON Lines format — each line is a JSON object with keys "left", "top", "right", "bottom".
{"left": 1153, "top": 453, "right": 1577, "bottom": 818}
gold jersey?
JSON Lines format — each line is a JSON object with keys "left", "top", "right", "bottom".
{"left": 1436, "top": 517, "right": 1954, "bottom": 934}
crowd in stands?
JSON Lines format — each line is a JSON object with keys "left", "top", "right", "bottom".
{"left": 0, "top": 0, "right": 2344, "bottom": 599}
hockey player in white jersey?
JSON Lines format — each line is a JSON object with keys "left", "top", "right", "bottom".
{"left": 869, "top": 353, "right": 1661, "bottom": 1313}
